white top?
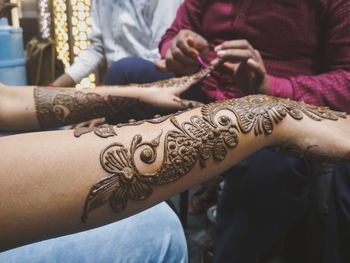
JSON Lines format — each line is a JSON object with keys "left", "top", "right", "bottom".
{"left": 66, "top": 0, "right": 183, "bottom": 83}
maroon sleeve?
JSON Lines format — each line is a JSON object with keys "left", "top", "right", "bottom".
{"left": 159, "top": 0, "right": 205, "bottom": 57}
{"left": 269, "top": 0, "right": 350, "bottom": 113}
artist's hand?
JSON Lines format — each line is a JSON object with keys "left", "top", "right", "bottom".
{"left": 0, "top": 0, "right": 17, "bottom": 18}
{"left": 212, "top": 40, "right": 269, "bottom": 94}
{"left": 155, "top": 29, "right": 209, "bottom": 76}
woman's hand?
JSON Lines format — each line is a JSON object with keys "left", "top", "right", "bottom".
{"left": 212, "top": 40, "right": 269, "bottom": 94}
{"left": 139, "top": 67, "right": 212, "bottom": 109}
{"left": 155, "top": 29, "right": 209, "bottom": 76}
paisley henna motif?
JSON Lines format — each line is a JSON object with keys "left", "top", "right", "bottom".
{"left": 82, "top": 95, "right": 347, "bottom": 221}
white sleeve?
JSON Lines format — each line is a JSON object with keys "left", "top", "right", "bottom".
{"left": 133, "top": 0, "right": 184, "bottom": 61}
{"left": 151, "top": 0, "right": 183, "bottom": 44}
{"left": 65, "top": 0, "right": 105, "bottom": 83}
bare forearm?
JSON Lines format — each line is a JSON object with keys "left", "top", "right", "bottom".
{"left": 0, "top": 85, "right": 140, "bottom": 131}
{"left": 0, "top": 69, "right": 209, "bottom": 131}
{"left": 0, "top": 95, "right": 349, "bottom": 251}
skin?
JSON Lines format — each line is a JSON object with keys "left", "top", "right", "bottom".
{"left": 0, "top": 68, "right": 349, "bottom": 252}
{"left": 0, "top": 92, "right": 349, "bottom": 251}
{"left": 155, "top": 29, "right": 209, "bottom": 76}
{"left": 0, "top": 68, "right": 210, "bottom": 131}
{"left": 212, "top": 39, "right": 269, "bottom": 94}
{"left": 155, "top": 30, "right": 269, "bottom": 93}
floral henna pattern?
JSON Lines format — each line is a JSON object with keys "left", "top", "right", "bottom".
{"left": 34, "top": 87, "right": 138, "bottom": 129}
{"left": 82, "top": 95, "right": 347, "bottom": 221}
{"left": 82, "top": 133, "right": 162, "bottom": 222}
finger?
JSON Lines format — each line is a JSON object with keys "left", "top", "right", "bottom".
{"left": 165, "top": 52, "right": 195, "bottom": 75}
{"left": 217, "top": 49, "right": 254, "bottom": 62}
{"left": 215, "top": 39, "right": 254, "bottom": 52}
{"left": 74, "top": 122, "right": 89, "bottom": 129}
{"left": 210, "top": 57, "right": 225, "bottom": 68}
{"left": 247, "top": 58, "right": 266, "bottom": 76}
{"left": 171, "top": 41, "right": 198, "bottom": 65}
{"left": 222, "top": 62, "right": 240, "bottom": 75}
{"left": 190, "top": 34, "right": 209, "bottom": 55}
{"left": 177, "top": 36, "right": 199, "bottom": 58}
{"left": 88, "top": 118, "right": 106, "bottom": 128}
{"left": 253, "top": 49, "right": 263, "bottom": 61}
{"left": 154, "top": 59, "right": 168, "bottom": 72}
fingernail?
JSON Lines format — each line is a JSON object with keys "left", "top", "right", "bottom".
{"left": 214, "top": 46, "right": 221, "bottom": 52}
{"left": 217, "top": 50, "right": 225, "bottom": 56}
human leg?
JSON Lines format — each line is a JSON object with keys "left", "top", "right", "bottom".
{"left": 0, "top": 202, "right": 188, "bottom": 263}
{"left": 324, "top": 162, "right": 350, "bottom": 263}
{"left": 104, "top": 57, "right": 175, "bottom": 85}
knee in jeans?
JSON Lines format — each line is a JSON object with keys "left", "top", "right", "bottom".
{"left": 104, "top": 57, "right": 150, "bottom": 85}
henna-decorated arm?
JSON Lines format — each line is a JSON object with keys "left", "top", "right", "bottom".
{"left": 0, "top": 68, "right": 210, "bottom": 131}
{"left": 0, "top": 95, "right": 349, "bottom": 251}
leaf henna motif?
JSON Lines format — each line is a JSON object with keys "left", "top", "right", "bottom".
{"left": 82, "top": 95, "right": 347, "bottom": 221}
{"left": 74, "top": 124, "right": 117, "bottom": 138}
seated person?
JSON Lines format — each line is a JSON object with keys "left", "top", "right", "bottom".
{"left": 54, "top": 0, "right": 183, "bottom": 88}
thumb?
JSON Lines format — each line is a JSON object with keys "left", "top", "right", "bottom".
{"left": 154, "top": 59, "right": 168, "bottom": 72}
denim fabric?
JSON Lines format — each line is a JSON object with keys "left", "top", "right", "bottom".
{"left": 214, "top": 149, "right": 312, "bottom": 263}
{"left": 0, "top": 202, "right": 188, "bottom": 263}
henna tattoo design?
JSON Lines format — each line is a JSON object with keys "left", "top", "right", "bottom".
{"left": 34, "top": 87, "right": 138, "bottom": 129}
{"left": 137, "top": 66, "right": 213, "bottom": 89}
{"left": 74, "top": 124, "right": 117, "bottom": 138}
{"left": 82, "top": 95, "right": 347, "bottom": 221}
{"left": 116, "top": 111, "right": 184, "bottom": 128}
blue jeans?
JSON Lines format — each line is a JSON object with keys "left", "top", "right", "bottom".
{"left": 0, "top": 202, "right": 188, "bottom": 263}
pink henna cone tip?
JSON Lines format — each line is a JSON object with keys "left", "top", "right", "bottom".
{"left": 197, "top": 55, "right": 209, "bottom": 68}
